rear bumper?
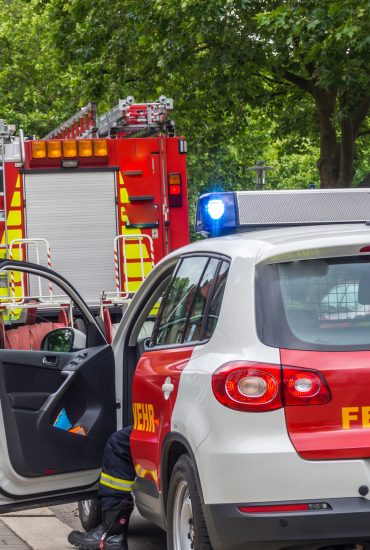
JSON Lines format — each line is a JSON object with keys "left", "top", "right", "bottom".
{"left": 203, "top": 497, "right": 370, "bottom": 550}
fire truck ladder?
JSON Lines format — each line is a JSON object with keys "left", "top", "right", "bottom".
{"left": 0, "top": 120, "right": 17, "bottom": 262}
{"left": 44, "top": 103, "right": 98, "bottom": 140}
{"left": 101, "top": 234, "right": 155, "bottom": 306}
{"left": 43, "top": 96, "right": 174, "bottom": 140}
{"left": 8, "top": 238, "right": 53, "bottom": 303}
{"left": 97, "top": 95, "right": 174, "bottom": 137}
{"left": 0, "top": 238, "right": 73, "bottom": 324}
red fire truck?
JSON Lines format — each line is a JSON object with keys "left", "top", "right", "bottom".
{"left": 0, "top": 97, "right": 189, "bottom": 339}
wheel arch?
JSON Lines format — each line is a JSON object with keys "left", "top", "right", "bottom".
{"left": 161, "top": 432, "right": 205, "bottom": 514}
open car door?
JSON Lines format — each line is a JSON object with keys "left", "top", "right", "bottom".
{"left": 0, "top": 260, "right": 116, "bottom": 512}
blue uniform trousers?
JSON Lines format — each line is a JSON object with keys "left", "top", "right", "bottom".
{"left": 97, "top": 425, "right": 135, "bottom": 512}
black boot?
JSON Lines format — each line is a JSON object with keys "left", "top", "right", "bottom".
{"left": 100, "top": 500, "right": 134, "bottom": 550}
{"left": 68, "top": 523, "right": 105, "bottom": 550}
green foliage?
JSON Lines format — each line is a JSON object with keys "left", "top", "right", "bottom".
{"left": 0, "top": 0, "right": 78, "bottom": 135}
{"left": 256, "top": 0, "right": 370, "bottom": 96}
{"left": 0, "top": 0, "right": 368, "bottom": 197}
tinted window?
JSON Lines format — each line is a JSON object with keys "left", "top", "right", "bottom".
{"left": 153, "top": 257, "right": 209, "bottom": 346}
{"left": 183, "top": 258, "right": 220, "bottom": 343}
{"left": 151, "top": 257, "right": 229, "bottom": 347}
{"left": 204, "top": 261, "right": 229, "bottom": 340}
{"left": 256, "top": 257, "right": 370, "bottom": 351}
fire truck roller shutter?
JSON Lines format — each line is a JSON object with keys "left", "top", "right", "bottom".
{"left": 23, "top": 171, "right": 117, "bottom": 303}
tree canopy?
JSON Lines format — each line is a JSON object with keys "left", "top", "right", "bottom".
{"left": 0, "top": 0, "right": 369, "bottom": 198}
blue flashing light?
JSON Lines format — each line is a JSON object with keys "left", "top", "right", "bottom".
{"left": 195, "top": 192, "right": 238, "bottom": 237}
{"left": 206, "top": 199, "right": 225, "bottom": 220}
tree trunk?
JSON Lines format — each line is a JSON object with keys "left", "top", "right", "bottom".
{"left": 283, "top": 73, "right": 369, "bottom": 189}
{"left": 317, "top": 118, "right": 355, "bottom": 189}
{"left": 336, "top": 116, "right": 355, "bottom": 187}
{"left": 314, "top": 88, "right": 344, "bottom": 188}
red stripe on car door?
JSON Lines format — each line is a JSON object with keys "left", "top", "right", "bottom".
{"left": 130, "top": 346, "right": 193, "bottom": 489}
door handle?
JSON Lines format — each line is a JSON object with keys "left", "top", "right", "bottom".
{"left": 162, "top": 377, "right": 174, "bottom": 400}
{"left": 42, "top": 356, "right": 59, "bottom": 367}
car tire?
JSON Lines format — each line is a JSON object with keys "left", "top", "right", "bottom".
{"left": 78, "top": 498, "right": 102, "bottom": 532}
{"left": 167, "top": 454, "right": 212, "bottom": 550}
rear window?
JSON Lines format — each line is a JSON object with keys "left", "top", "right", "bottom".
{"left": 256, "top": 256, "right": 370, "bottom": 351}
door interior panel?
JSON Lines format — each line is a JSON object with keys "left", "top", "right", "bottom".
{"left": 0, "top": 346, "right": 116, "bottom": 478}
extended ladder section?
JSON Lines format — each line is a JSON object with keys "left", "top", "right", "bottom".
{"left": 44, "top": 95, "right": 174, "bottom": 140}
{"left": 44, "top": 103, "right": 97, "bottom": 140}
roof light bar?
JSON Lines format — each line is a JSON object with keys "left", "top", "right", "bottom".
{"left": 196, "top": 189, "right": 370, "bottom": 238}
{"left": 30, "top": 139, "right": 108, "bottom": 163}
{"left": 195, "top": 192, "right": 237, "bottom": 237}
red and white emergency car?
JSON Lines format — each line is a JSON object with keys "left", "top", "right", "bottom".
{"left": 0, "top": 97, "right": 188, "bottom": 341}
{"left": 2, "top": 189, "right": 370, "bottom": 550}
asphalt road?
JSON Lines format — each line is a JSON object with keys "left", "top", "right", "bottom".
{"left": 51, "top": 503, "right": 167, "bottom": 549}
{"left": 51, "top": 503, "right": 367, "bottom": 550}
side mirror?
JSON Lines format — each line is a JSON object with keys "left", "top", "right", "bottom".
{"left": 41, "top": 327, "right": 88, "bottom": 353}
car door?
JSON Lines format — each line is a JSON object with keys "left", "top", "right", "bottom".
{"left": 129, "top": 255, "right": 229, "bottom": 503}
{"left": 0, "top": 260, "right": 116, "bottom": 511}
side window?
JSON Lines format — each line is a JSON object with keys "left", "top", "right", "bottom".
{"left": 204, "top": 261, "right": 229, "bottom": 340}
{"left": 0, "top": 268, "right": 88, "bottom": 352}
{"left": 151, "top": 257, "right": 230, "bottom": 347}
{"left": 134, "top": 290, "right": 167, "bottom": 352}
{"left": 127, "top": 270, "right": 176, "bottom": 356}
{"left": 183, "top": 258, "right": 220, "bottom": 343}
{"left": 153, "top": 257, "right": 209, "bottom": 346}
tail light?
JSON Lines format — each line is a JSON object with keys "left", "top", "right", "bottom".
{"left": 168, "top": 174, "right": 182, "bottom": 207}
{"left": 283, "top": 367, "right": 331, "bottom": 405}
{"left": 212, "top": 362, "right": 331, "bottom": 412}
{"left": 212, "top": 361, "right": 282, "bottom": 412}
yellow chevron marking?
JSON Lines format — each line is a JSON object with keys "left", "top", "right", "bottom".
{"left": 126, "top": 262, "right": 152, "bottom": 278}
{"left": 7, "top": 211, "right": 22, "bottom": 226}
{"left": 1, "top": 229, "right": 23, "bottom": 247}
{"left": 127, "top": 281, "right": 142, "bottom": 292}
{"left": 0, "top": 175, "right": 25, "bottom": 318}
{"left": 6, "top": 248, "right": 21, "bottom": 261}
{"left": 118, "top": 172, "right": 153, "bottom": 292}
{"left": 119, "top": 173, "right": 130, "bottom": 203}
{"left": 11, "top": 192, "right": 21, "bottom": 208}
{"left": 124, "top": 243, "right": 149, "bottom": 260}
{"left": 135, "top": 463, "right": 158, "bottom": 483}
{"left": 120, "top": 188, "right": 128, "bottom": 204}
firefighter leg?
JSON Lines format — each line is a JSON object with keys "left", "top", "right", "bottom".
{"left": 68, "top": 426, "right": 135, "bottom": 550}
